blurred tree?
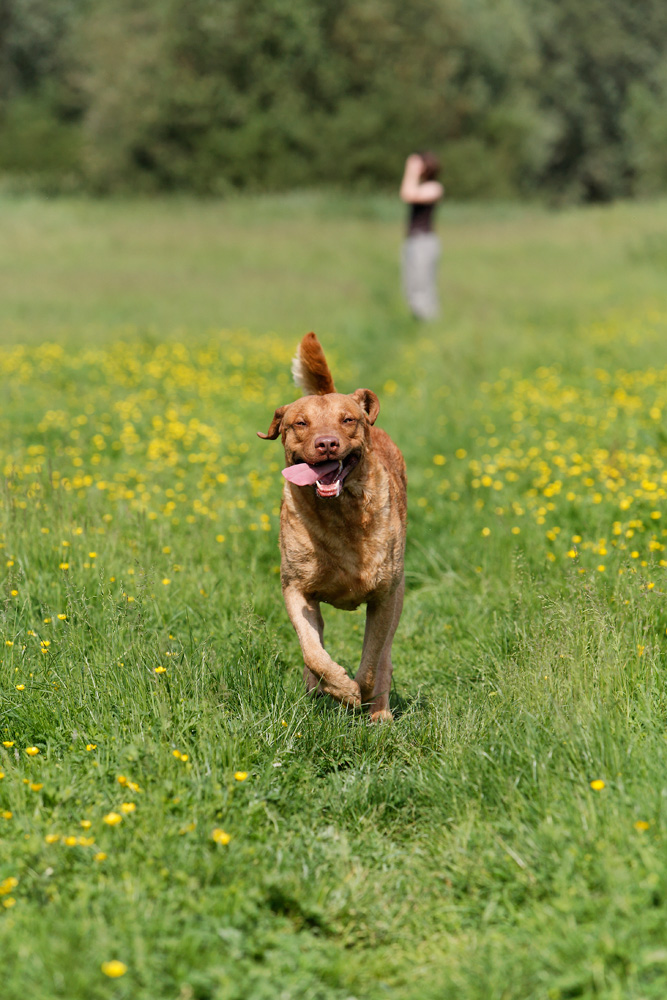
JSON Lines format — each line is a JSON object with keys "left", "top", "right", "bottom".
{"left": 527, "top": 0, "right": 667, "bottom": 201}
{"left": 1, "top": 0, "right": 666, "bottom": 200}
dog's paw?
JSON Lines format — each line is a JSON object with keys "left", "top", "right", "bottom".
{"left": 369, "top": 708, "right": 393, "bottom": 723}
{"left": 324, "top": 677, "right": 361, "bottom": 709}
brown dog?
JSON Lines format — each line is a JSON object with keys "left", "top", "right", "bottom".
{"left": 258, "top": 333, "right": 407, "bottom": 721}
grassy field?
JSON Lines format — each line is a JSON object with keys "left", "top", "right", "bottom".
{"left": 2, "top": 191, "right": 667, "bottom": 999}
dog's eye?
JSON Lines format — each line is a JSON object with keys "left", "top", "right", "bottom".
{"left": 342, "top": 417, "right": 356, "bottom": 424}
{"left": 294, "top": 420, "right": 307, "bottom": 428}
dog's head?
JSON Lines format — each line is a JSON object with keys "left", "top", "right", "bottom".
{"left": 258, "top": 389, "right": 380, "bottom": 499}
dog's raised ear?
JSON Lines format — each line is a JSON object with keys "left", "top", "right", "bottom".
{"left": 257, "top": 405, "right": 287, "bottom": 440}
{"left": 350, "top": 388, "right": 380, "bottom": 425}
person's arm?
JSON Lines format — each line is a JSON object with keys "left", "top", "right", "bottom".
{"left": 400, "top": 154, "right": 444, "bottom": 204}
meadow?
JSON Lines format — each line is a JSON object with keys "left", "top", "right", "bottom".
{"left": 2, "top": 192, "right": 667, "bottom": 999}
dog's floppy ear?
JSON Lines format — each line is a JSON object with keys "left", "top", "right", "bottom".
{"left": 257, "top": 405, "right": 287, "bottom": 440}
{"left": 351, "top": 388, "right": 380, "bottom": 425}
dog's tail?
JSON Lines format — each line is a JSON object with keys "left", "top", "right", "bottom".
{"left": 291, "top": 332, "right": 336, "bottom": 395}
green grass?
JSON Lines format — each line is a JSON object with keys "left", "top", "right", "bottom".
{"left": 2, "top": 192, "right": 667, "bottom": 999}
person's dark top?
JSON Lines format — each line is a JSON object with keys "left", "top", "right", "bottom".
{"left": 408, "top": 202, "right": 436, "bottom": 236}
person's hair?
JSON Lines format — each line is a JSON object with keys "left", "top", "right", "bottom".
{"left": 419, "top": 151, "right": 440, "bottom": 181}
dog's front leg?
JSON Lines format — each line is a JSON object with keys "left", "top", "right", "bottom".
{"left": 355, "top": 577, "right": 404, "bottom": 721}
{"left": 283, "top": 585, "right": 361, "bottom": 707}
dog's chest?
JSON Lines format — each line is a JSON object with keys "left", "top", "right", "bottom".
{"left": 280, "top": 495, "right": 403, "bottom": 608}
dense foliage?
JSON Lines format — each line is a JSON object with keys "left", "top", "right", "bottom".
{"left": 1, "top": 0, "right": 667, "bottom": 199}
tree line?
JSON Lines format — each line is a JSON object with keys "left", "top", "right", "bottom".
{"left": 1, "top": 0, "right": 666, "bottom": 201}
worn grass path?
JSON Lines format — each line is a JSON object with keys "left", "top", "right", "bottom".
{"left": 1, "top": 194, "right": 667, "bottom": 998}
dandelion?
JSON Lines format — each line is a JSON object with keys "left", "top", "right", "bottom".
{"left": 1, "top": 811, "right": 13, "bottom": 820}
{"left": 64, "top": 836, "right": 78, "bottom": 847}
{"left": 29, "top": 782, "right": 43, "bottom": 791}
{"left": 211, "top": 828, "right": 231, "bottom": 845}
{"left": 25, "top": 746, "right": 40, "bottom": 756}
{"left": 0, "top": 877, "right": 17, "bottom": 894}
{"left": 116, "top": 775, "right": 128, "bottom": 786}
{"left": 2, "top": 897, "right": 16, "bottom": 908}
{"left": 119, "top": 802, "right": 135, "bottom": 814}
{"left": 634, "top": 820, "right": 650, "bottom": 832}
{"left": 101, "top": 961, "right": 127, "bottom": 978}
{"left": 162, "top": 578, "right": 171, "bottom": 586}
{"left": 590, "top": 779, "right": 605, "bottom": 791}
{"left": 481, "top": 527, "right": 491, "bottom": 537}
{"left": 234, "top": 771, "right": 248, "bottom": 782}
{"left": 59, "top": 562, "right": 69, "bottom": 570}
{"left": 103, "top": 812, "right": 122, "bottom": 826}
{"left": 81, "top": 819, "right": 92, "bottom": 829}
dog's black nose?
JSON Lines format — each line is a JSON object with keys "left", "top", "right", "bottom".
{"left": 314, "top": 435, "right": 339, "bottom": 456}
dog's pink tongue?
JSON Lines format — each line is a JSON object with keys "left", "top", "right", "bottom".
{"left": 282, "top": 460, "right": 338, "bottom": 486}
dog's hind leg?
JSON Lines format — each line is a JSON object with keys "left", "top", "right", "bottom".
{"left": 355, "top": 575, "right": 404, "bottom": 721}
{"left": 283, "top": 585, "right": 361, "bottom": 707}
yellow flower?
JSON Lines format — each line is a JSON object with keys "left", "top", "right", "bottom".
{"left": 94, "top": 852, "right": 107, "bottom": 862}
{"left": 116, "top": 775, "right": 128, "bottom": 785}
{"left": 29, "top": 782, "right": 43, "bottom": 791}
{"left": 25, "top": 746, "right": 40, "bottom": 756}
{"left": 590, "top": 779, "right": 605, "bottom": 791}
{"left": 45, "top": 833, "right": 60, "bottom": 844}
{"left": 2, "top": 897, "right": 16, "bottom": 909}
{"left": 81, "top": 819, "right": 92, "bottom": 829}
{"left": 2, "top": 741, "right": 14, "bottom": 748}
{"left": 2, "top": 811, "right": 13, "bottom": 820}
{"left": 634, "top": 820, "right": 650, "bottom": 832}
{"left": 234, "top": 771, "right": 248, "bottom": 782}
{"left": 103, "top": 812, "right": 122, "bottom": 826}
{"left": 57, "top": 614, "right": 67, "bottom": 620}
{"left": 101, "top": 961, "right": 127, "bottom": 978}
{"left": 162, "top": 578, "right": 171, "bottom": 586}
{"left": 64, "top": 836, "right": 78, "bottom": 846}
{"left": 15, "top": 684, "right": 25, "bottom": 691}
{"left": 120, "top": 802, "right": 136, "bottom": 814}
{"left": 59, "top": 562, "right": 69, "bottom": 570}
{"left": 211, "top": 828, "right": 231, "bottom": 845}
{"left": 637, "top": 645, "right": 646, "bottom": 655}
{"left": 86, "top": 744, "right": 97, "bottom": 751}
{"left": 155, "top": 666, "right": 166, "bottom": 674}
{"left": 10, "top": 590, "right": 17, "bottom": 597}
{"left": 0, "top": 772, "right": 4, "bottom": 779}
{"left": 481, "top": 527, "right": 491, "bottom": 537}
{"left": 0, "top": 877, "right": 18, "bottom": 894}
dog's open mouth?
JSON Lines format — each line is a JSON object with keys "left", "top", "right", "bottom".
{"left": 281, "top": 454, "right": 359, "bottom": 498}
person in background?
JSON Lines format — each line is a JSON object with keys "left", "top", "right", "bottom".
{"left": 399, "top": 152, "right": 444, "bottom": 320}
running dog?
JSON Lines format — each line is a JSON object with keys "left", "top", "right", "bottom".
{"left": 257, "top": 333, "right": 406, "bottom": 720}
